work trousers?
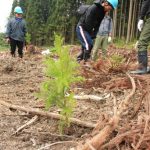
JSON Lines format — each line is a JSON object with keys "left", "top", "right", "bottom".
{"left": 10, "top": 38, "right": 24, "bottom": 58}
{"left": 92, "top": 35, "right": 108, "bottom": 61}
{"left": 76, "top": 25, "right": 93, "bottom": 61}
{"left": 138, "top": 17, "right": 150, "bottom": 52}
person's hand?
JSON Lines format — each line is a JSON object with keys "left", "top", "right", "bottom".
{"left": 108, "top": 36, "right": 112, "bottom": 43}
{"left": 137, "top": 19, "right": 144, "bottom": 31}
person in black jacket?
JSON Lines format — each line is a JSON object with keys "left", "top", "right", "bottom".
{"left": 76, "top": 0, "right": 118, "bottom": 62}
{"left": 130, "top": 0, "right": 150, "bottom": 74}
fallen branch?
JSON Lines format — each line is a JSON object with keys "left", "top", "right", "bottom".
{"left": 38, "top": 141, "right": 78, "bottom": 150}
{"left": 0, "top": 100, "right": 96, "bottom": 128}
{"left": 86, "top": 141, "right": 96, "bottom": 150}
{"left": 74, "top": 94, "right": 110, "bottom": 102}
{"left": 35, "top": 94, "right": 110, "bottom": 109}
{"left": 118, "top": 73, "right": 136, "bottom": 115}
{"left": 134, "top": 117, "right": 150, "bottom": 150}
{"left": 12, "top": 115, "right": 38, "bottom": 135}
{"left": 80, "top": 116, "right": 119, "bottom": 150}
{"left": 101, "top": 129, "right": 141, "bottom": 149}
{"left": 131, "top": 92, "right": 146, "bottom": 118}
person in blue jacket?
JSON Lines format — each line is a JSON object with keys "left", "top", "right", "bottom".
{"left": 6, "top": 6, "right": 27, "bottom": 58}
{"left": 92, "top": 12, "right": 113, "bottom": 61}
{"left": 76, "top": 0, "right": 118, "bottom": 62}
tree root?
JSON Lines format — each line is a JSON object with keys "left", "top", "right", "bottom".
{"left": 78, "top": 73, "right": 136, "bottom": 150}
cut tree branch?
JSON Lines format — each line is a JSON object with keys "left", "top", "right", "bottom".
{"left": 74, "top": 94, "right": 110, "bottom": 101}
{"left": 0, "top": 100, "right": 96, "bottom": 128}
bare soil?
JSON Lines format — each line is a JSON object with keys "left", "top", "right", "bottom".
{"left": 0, "top": 46, "right": 150, "bottom": 150}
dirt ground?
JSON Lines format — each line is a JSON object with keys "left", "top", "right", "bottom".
{"left": 0, "top": 50, "right": 99, "bottom": 150}
{"left": 0, "top": 46, "right": 150, "bottom": 150}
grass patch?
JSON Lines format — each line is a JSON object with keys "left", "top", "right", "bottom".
{"left": 0, "top": 45, "right": 9, "bottom": 51}
{"left": 113, "top": 38, "right": 137, "bottom": 49}
{"left": 0, "top": 33, "right": 9, "bottom": 51}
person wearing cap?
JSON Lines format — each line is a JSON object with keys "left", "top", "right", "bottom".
{"left": 6, "top": 6, "right": 27, "bottom": 58}
{"left": 76, "top": 0, "right": 118, "bottom": 62}
{"left": 92, "top": 12, "right": 113, "bottom": 61}
{"left": 130, "top": 0, "right": 150, "bottom": 74}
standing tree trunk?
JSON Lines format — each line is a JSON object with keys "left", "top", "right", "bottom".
{"left": 119, "top": 0, "right": 123, "bottom": 39}
{"left": 71, "top": 16, "right": 76, "bottom": 44}
{"left": 122, "top": 0, "right": 127, "bottom": 39}
{"left": 130, "top": 0, "right": 136, "bottom": 41}
{"left": 112, "top": 9, "right": 117, "bottom": 39}
{"left": 126, "top": 0, "right": 133, "bottom": 43}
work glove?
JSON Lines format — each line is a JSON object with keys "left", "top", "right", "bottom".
{"left": 108, "top": 36, "right": 112, "bottom": 43}
{"left": 137, "top": 19, "right": 144, "bottom": 32}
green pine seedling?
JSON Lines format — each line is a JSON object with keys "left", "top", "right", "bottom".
{"left": 25, "top": 33, "right": 31, "bottom": 44}
{"left": 39, "top": 34, "right": 83, "bottom": 132}
{"left": 110, "top": 54, "right": 125, "bottom": 69}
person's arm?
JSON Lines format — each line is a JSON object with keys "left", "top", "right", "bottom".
{"left": 92, "top": 26, "right": 99, "bottom": 39}
{"left": 23, "top": 20, "right": 27, "bottom": 37}
{"left": 139, "top": 0, "right": 150, "bottom": 19}
{"left": 5, "top": 19, "right": 12, "bottom": 43}
{"left": 5, "top": 19, "right": 11, "bottom": 38}
{"left": 138, "top": 0, "right": 150, "bottom": 31}
{"left": 108, "top": 18, "right": 113, "bottom": 36}
{"left": 107, "top": 17, "right": 112, "bottom": 42}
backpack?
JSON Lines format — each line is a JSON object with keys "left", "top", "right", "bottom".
{"left": 76, "top": 4, "right": 90, "bottom": 16}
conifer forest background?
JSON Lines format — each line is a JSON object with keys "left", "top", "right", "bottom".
{"left": 12, "top": 0, "right": 143, "bottom": 46}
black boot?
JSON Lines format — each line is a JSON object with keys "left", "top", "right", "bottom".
{"left": 83, "top": 46, "right": 92, "bottom": 62}
{"left": 77, "top": 47, "right": 84, "bottom": 62}
{"left": 130, "top": 51, "right": 148, "bottom": 74}
{"left": 83, "top": 50, "right": 91, "bottom": 61}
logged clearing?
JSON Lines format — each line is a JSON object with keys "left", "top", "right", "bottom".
{"left": 0, "top": 46, "right": 150, "bottom": 150}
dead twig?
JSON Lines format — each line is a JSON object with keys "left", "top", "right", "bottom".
{"left": 118, "top": 73, "right": 136, "bottom": 115}
{"left": 134, "top": 117, "right": 150, "bottom": 150}
{"left": 91, "top": 93, "right": 116, "bottom": 135}
{"left": 38, "top": 141, "right": 78, "bottom": 150}
{"left": 101, "top": 129, "right": 141, "bottom": 149}
{"left": 131, "top": 92, "right": 146, "bottom": 118}
{"left": 86, "top": 141, "right": 96, "bottom": 150}
{"left": 12, "top": 115, "right": 38, "bottom": 135}
{"left": 74, "top": 94, "right": 110, "bottom": 102}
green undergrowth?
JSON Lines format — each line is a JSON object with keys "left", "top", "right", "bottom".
{"left": 0, "top": 33, "right": 9, "bottom": 51}
{"left": 110, "top": 54, "right": 125, "bottom": 69}
{"left": 113, "top": 38, "right": 138, "bottom": 49}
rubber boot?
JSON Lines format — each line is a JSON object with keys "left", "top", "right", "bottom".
{"left": 130, "top": 51, "right": 148, "bottom": 74}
